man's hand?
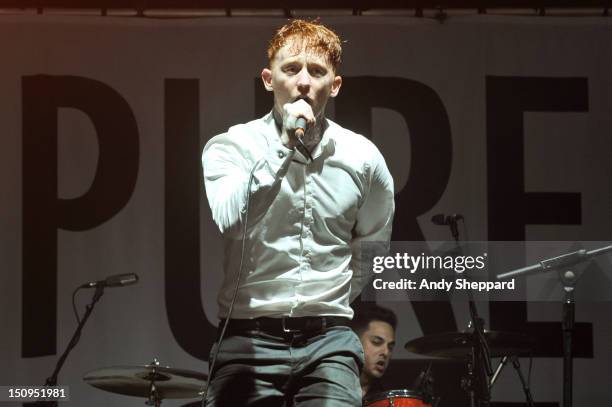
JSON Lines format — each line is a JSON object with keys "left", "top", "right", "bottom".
{"left": 280, "top": 99, "right": 316, "bottom": 149}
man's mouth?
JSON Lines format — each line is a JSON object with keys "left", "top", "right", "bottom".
{"left": 294, "top": 96, "right": 313, "bottom": 105}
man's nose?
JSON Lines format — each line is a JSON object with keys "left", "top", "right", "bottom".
{"left": 296, "top": 69, "right": 311, "bottom": 92}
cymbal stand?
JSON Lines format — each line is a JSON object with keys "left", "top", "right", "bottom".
{"left": 460, "top": 306, "right": 493, "bottom": 407}
{"left": 489, "top": 355, "right": 534, "bottom": 407}
{"left": 511, "top": 356, "right": 535, "bottom": 407}
{"left": 443, "top": 215, "right": 492, "bottom": 406}
{"left": 145, "top": 359, "right": 162, "bottom": 407}
{"left": 489, "top": 356, "right": 508, "bottom": 388}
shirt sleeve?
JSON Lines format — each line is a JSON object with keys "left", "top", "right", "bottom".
{"left": 202, "top": 131, "right": 295, "bottom": 239}
{"left": 349, "top": 145, "right": 395, "bottom": 301}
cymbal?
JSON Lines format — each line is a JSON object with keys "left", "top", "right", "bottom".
{"left": 83, "top": 364, "right": 207, "bottom": 399}
{"left": 405, "top": 331, "right": 533, "bottom": 359}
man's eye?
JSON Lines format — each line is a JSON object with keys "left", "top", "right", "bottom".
{"left": 310, "top": 68, "right": 326, "bottom": 77}
{"left": 284, "top": 66, "right": 299, "bottom": 74}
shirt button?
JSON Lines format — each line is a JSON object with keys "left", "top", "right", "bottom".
{"left": 278, "top": 151, "right": 285, "bottom": 158}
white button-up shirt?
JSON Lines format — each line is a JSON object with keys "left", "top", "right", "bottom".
{"left": 202, "top": 112, "right": 394, "bottom": 319}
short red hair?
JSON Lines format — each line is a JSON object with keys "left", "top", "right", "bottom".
{"left": 267, "top": 19, "right": 342, "bottom": 72}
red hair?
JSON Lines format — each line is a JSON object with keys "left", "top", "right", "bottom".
{"left": 267, "top": 19, "right": 342, "bottom": 72}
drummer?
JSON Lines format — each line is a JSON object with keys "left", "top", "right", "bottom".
{"left": 350, "top": 304, "right": 397, "bottom": 398}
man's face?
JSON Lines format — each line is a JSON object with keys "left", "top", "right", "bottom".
{"left": 359, "top": 321, "right": 396, "bottom": 380}
{"left": 261, "top": 39, "right": 342, "bottom": 119}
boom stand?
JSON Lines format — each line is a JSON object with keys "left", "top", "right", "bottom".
{"left": 32, "top": 286, "right": 105, "bottom": 407}
{"left": 561, "top": 271, "right": 575, "bottom": 407}
{"left": 497, "top": 244, "right": 612, "bottom": 407}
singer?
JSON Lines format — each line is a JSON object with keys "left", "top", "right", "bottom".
{"left": 202, "top": 19, "right": 395, "bottom": 406}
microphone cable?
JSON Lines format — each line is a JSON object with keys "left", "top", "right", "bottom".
{"left": 201, "top": 157, "right": 265, "bottom": 407}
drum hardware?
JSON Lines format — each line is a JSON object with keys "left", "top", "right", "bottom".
{"left": 83, "top": 358, "right": 208, "bottom": 406}
{"left": 404, "top": 331, "right": 533, "bottom": 360}
{"left": 405, "top": 330, "right": 534, "bottom": 406}
{"left": 464, "top": 277, "right": 494, "bottom": 407}
{"left": 431, "top": 214, "right": 492, "bottom": 406}
{"left": 488, "top": 355, "right": 508, "bottom": 386}
{"left": 488, "top": 355, "right": 534, "bottom": 407}
{"left": 497, "top": 243, "right": 612, "bottom": 407}
{"left": 411, "top": 362, "right": 438, "bottom": 406}
{"left": 462, "top": 330, "right": 490, "bottom": 407}
{"left": 144, "top": 358, "right": 162, "bottom": 407}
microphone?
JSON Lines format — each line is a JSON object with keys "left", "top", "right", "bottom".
{"left": 431, "top": 213, "right": 464, "bottom": 242}
{"left": 293, "top": 117, "right": 313, "bottom": 161}
{"left": 431, "top": 213, "right": 464, "bottom": 225}
{"left": 80, "top": 273, "right": 139, "bottom": 289}
{"left": 295, "top": 117, "right": 307, "bottom": 141}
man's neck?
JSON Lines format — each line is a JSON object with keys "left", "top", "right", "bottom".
{"left": 360, "top": 374, "right": 371, "bottom": 398}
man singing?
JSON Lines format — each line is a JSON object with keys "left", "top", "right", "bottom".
{"left": 202, "top": 19, "right": 395, "bottom": 406}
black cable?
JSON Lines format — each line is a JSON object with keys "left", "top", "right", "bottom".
{"left": 528, "top": 353, "right": 533, "bottom": 388}
{"left": 70, "top": 286, "right": 89, "bottom": 346}
{"left": 71, "top": 287, "right": 81, "bottom": 324}
{"left": 200, "top": 157, "right": 265, "bottom": 407}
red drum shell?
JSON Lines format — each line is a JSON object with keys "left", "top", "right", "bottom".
{"left": 364, "top": 389, "right": 432, "bottom": 407}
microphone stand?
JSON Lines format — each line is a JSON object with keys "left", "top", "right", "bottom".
{"left": 497, "top": 244, "right": 612, "bottom": 407}
{"left": 449, "top": 216, "right": 460, "bottom": 244}
{"left": 31, "top": 286, "right": 105, "bottom": 407}
{"left": 561, "top": 270, "right": 575, "bottom": 407}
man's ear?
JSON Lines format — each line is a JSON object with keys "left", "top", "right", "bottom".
{"left": 330, "top": 75, "right": 342, "bottom": 98}
{"left": 261, "top": 68, "right": 273, "bottom": 91}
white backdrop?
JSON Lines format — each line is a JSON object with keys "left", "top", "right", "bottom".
{"left": 1, "top": 14, "right": 611, "bottom": 406}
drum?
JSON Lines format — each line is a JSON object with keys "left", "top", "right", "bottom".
{"left": 363, "top": 389, "right": 432, "bottom": 407}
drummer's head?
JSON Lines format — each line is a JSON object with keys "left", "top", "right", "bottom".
{"left": 351, "top": 304, "right": 397, "bottom": 382}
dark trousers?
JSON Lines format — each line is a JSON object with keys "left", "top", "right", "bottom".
{"left": 205, "top": 326, "right": 364, "bottom": 407}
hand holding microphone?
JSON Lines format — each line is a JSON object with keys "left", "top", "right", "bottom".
{"left": 293, "top": 117, "right": 315, "bottom": 162}
{"left": 281, "top": 99, "right": 315, "bottom": 149}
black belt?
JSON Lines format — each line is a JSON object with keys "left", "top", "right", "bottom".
{"left": 219, "top": 316, "right": 350, "bottom": 338}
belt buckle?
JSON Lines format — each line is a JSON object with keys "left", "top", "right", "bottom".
{"left": 282, "top": 318, "right": 300, "bottom": 333}
{"left": 282, "top": 317, "right": 327, "bottom": 334}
